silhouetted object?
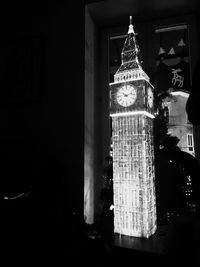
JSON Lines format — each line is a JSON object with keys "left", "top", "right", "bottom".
{"left": 155, "top": 135, "right": 200, "bottom": 224}
{"left": 0, "top": 160, "right": 31, "bottom": 198}
{"left": 154, "top": 91, "right": 170, "bottom": 153}
{"left": 38, "top": 157, "right": 62, "bottom": 216}
{"left": 100, "top": 156, "right": 113, "bottom": 218}
{"left": 186, "top": 58, "right": 200, "bottom": 125}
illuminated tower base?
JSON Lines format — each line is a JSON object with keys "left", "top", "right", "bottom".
{"left": 111, "top": 114, "right": 157, "bottom": 237}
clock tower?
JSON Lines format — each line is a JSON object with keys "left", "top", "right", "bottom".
{"left": 109, "top": 17, "right": 157, "bottom": 237}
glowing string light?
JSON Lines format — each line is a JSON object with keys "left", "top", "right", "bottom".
{"left": 110, "top": 111, "right": 155, "bottom": 119}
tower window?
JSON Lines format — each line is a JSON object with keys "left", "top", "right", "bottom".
{"left": 187, "top": 133, "right": 194, "bottom": 152}
{"left": 164, "top": 107, "right": 169, "bottom": 123}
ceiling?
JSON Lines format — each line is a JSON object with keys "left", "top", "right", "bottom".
{"left": 86, "top": 0, "right": 200, "bottom": 28}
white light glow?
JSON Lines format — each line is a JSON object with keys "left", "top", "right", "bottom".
{"left": 109, "top": 204, "right": 114, "bottom": 210}
{"left": 3, "top": 192, "right": 28, "bottom": 200}
{"left": 110, "top": 111, "right": 155, "bottom": 119}
{"left": 171, "top": 91, "right": 189, "bottom": 98}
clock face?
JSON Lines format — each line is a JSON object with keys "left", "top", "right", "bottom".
{"left": 116, "top": 85, "right": 137, "bottom": 107}
{"left": 147, "top": 87, "right": 153, "bottom": 108}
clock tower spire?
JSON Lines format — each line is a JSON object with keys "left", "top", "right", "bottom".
{"left": 109, "top": 17, "right": 157, "bottom": 238}
{"left": 115, "top": 17, "right": 149, "bottom": 84}
{"left": 121, "top": 15, "right": 139, "bottom": 64}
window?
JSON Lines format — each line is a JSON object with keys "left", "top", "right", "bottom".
{"left": 187, "top": 133, "right": 194, "bottom": 152}
{"left": 107, "top": 16, "right": 197, "bottom": 160}
{"left": 163, "top": 107, "right": 169, "bottom": 123}
{"left": 155, "top": 24, "right": 191, "bottom": 93}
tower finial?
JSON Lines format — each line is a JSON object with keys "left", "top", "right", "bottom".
{"left": 129, "top": 15, "right": 132, "bottom": 25}
{"left": 128, "top": 15, "right": 134, "bottom": 34}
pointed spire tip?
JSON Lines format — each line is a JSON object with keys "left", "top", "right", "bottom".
{"left": 129, "top": 16, "right": 132, "bottom": 25}
{"left": 128, "top": 15, "right": 134, "bottom": 34}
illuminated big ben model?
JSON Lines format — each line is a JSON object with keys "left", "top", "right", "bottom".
{"left": 109, "top": 17, "right": 157, "bottom": 237}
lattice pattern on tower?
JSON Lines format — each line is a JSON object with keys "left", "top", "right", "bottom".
{"left": 112, "top": 115, "right": 156, "bottom": 237}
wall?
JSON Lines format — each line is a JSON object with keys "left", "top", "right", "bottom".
{"left": 0, "top": 1, "right": 84, "bottom": 225}
{"left": 85, "top": 6, "right": 102, "bottom": 224}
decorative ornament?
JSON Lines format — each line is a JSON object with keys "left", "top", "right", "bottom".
{"left": 158, "top": 47, "right": 166, "bottom": 55}
{"left": 178, "top": 38, "right": 186, "bottom": 47}
{"left": 168, "top": 47, "right": 175, "bottom": 55}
